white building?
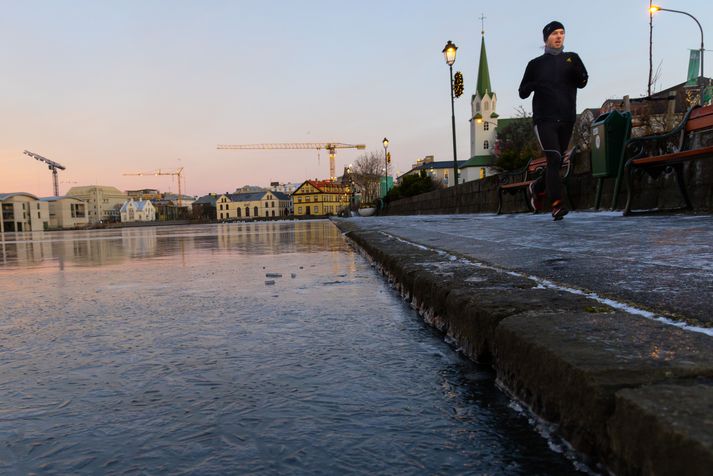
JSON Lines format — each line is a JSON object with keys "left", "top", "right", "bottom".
{"left": 0, "top": 192, "right": 50, "bottom": 232}
{"left": 270, "top": 182, "right": 300, "bottom": 195}
{"left": 40, "top": 196, "right": 89, "bottom": 229}
{"left": 120, "top": 199, "right": 156, "bottom": 222}
{"left": 460, "top": 29, "right": 500, "bottom": 183}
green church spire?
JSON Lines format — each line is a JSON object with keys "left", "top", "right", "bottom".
{"left": 476, "top": 33, "right": 492, "bottom": 97}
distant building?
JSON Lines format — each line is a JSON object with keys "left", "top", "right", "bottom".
{"left": 192, "top": 194, "right": 218, "bottom": 220}
{"left": 234, "top": 185, "right": 266, "bottom": 194}
{"left": 397, "top": 156, "right": 466, "bottom": 187}
{"left": 127, "top": 189, "right": 162, "bottom": 201}
{"left": 66, "top": 185, "right": 127, "bottom": 223}
{"left": 600, "top": 78, "right": 712, "bottom": 136}
{"left": 270, "top": 182, "right": 300, "bottom": 195}
{"left": 292, "top": 180, "right": 349, "bottom": 217}
{"left": 461, "top": 29, "right": 499, "bottom": 183}
{"left": 40, "top": 196, "right": 88, "bottom": 229}
{"left": 120, "top": 199, "right": 156, "bottom": 222}
{"left": 216, "top": 191, "right": 291, "bottom": 220}
{"left": 0, "top": 192, "right": 49, "bottom": 232}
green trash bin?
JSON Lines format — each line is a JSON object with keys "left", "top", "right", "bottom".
{"left": 590, "top": 110, "right": 631, "bottom": 178}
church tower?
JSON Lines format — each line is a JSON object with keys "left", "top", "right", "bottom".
{"left": 461, "top": 20, "right": 499, "bottom": 183}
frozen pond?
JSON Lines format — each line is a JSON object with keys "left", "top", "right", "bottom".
{"left": 0, "top": 221, "right": 582, "bottom": 474}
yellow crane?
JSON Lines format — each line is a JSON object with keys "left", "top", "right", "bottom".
{"left": 123, "top": 168, "right": 185, "bottom": 207}
{"left": 217, "top": 143, "right": 366, "bottom": 181}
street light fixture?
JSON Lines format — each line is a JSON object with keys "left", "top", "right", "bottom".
{"left": 442, "top": 40, "right": 459, "bottom": 188}
{"left": 382, "top": 137, "right": 389, "bottom": 198}
{"left": 650, "top": 5, "right": 706, "bottom": 105}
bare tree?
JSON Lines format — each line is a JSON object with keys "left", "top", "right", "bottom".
{"left": 352, "top": 151, "right": 385, "bottom": 205}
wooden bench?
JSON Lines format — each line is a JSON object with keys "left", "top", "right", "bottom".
{"left": 623, "top": 104, "right": 713, "bottom": 215}
{"left": 496, "top": 148, "right": 575, "bottom": 214}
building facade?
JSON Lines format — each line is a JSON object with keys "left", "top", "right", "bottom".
{"left": 66, "top": 185, "right": 127, "bottom": 223}
{"left": 120, "top": 199, "right": 156, "bottom": 222}
{"left": 461, "top": 29, "right": 500, "bottom": 183}
{"left": 0, "top": 192, "right": 50, "bottom": 232}
{"left": 215, "top": 191, "right": 291, "bottom": 220}
{"left": 40, "top": 196, "right": 88, "bottom": 229}
{"left": 292, "top": 180, "right": 350, "bottom": 217}
{"left": 397, "top": 156, "right": 466, "bottom": 188}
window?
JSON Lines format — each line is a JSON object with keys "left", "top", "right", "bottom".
{"left": 236, "top": 208, "right": 241, "bottom": 217}
{"left": 253, "top": 206, "right": 258, "bottom": 216}
{"left": 272, "top": 210, "right": 275, "bottom": 217}
{"left": 245, "top": 207, "right": 250, "bottom": 217}
{"left": 483, "top": 101, "right": 489, "bottom": 111}
{"left": 265, "top": 211, "right": 269, "bottom": 217}
{"left": 297, "top": 197, "right": 302, "bottom": 203}
{"left": 484, "top": 140, "right": 489, "bottom": 149}
{"left": 298, "top": 206, "right": 302, "bottom": 214}
{"left": 38, "top": 211, "right": 41, "bottom": 218}
{"left": 314, "top": 206, "right": 319, "bottom": 213}
{"left": 476, "top": 102, "right": 480, "bottom": 112}
{"left": 483, "top": 122, "right": 489, "bottom": 131}
{"left": 271, "top": 201, "right": 275, "bottom": 207}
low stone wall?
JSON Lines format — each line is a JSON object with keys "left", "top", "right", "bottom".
{"left": 384, "top": 150, "right": 713, "bottom": 215}
{"left": 335, "top": 220, "right": 713, "bottom": 475}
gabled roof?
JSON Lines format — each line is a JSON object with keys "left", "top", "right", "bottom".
{"left": 270, "top": 191, "right": 290, "bottom": 201}
{"left": 194, "top": 194, "right": 218, "bottom": 205}
{"left": 227, "top": 192, "right": 267, "bottom": 202}
{"left": 134, "top": 200, "right": 152, "bottom": 211}
{"left": 460, "top": 155, "right": 496, "bottom": 168}
{"left": 293, "top": 180, "right": 348, "bottom": 195}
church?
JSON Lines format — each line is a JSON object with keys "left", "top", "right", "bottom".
{"left": 459, "top": 26, "right": 500, "bottom": 182}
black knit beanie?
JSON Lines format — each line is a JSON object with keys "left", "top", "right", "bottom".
{"left": 543, "top": 21, "right": 565, "bottom": 42}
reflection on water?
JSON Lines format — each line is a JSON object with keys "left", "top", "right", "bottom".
{"left": 0, "top": 221, "right": 345, "bottom": 269}
{"left": 0, "top": 221, "right": 580, "bottom": 475}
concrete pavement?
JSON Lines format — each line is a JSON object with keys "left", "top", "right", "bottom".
{"left": 334, "top": 212, "right": 713, "bottom": 475}
{"left": 338, "top": 211, "right": 713, "bottom": 328}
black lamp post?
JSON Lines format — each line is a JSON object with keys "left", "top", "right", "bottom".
{"left": 650, "top": 5, "right": 706, "bottom": 104}
{"left": 382, "top": 137, "right": 389, "bottom": 198}
{"left": 443, "top": 40, "right": 458, "bottom": 187}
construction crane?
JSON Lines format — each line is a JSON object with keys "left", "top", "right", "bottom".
{"left": 217, "top": 143, "right": 366, "bottom": 181}
{"left": 23, "top": 150, "right": 66, "bottom": 196}
{"left": 123, "top": 168, "right": 185, "bottom": 207}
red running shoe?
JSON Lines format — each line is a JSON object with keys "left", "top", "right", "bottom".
{"left": 551, "top": 200, "right": 568, "bottom": 221}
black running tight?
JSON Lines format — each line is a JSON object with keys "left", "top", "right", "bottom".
{"left": 532, "top": 121, "right": 573, "bottom": 204}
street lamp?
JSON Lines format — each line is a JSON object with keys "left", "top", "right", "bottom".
{"left": 443, "top": 40, "right": 459, "bottom": 187}
{"left": 382, "top": 137, "right": 389, "bottom": 198}
{"left": 650, "top": 5, "right": 706, "bottom": 104}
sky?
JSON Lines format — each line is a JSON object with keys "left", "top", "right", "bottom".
{"left": 1, "top": 0, "right": 711, "bottom": 197}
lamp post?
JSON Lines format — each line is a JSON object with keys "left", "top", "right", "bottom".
{"left": 382, "top": 137, "right": 389, "bottom": 198}
{"left": 443, "top": 40, "right": 459, "bottom": 188}
{"left": 650, "top": 5, "right": 706, "bottom": 104}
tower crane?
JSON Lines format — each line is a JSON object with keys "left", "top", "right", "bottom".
{"left": 123, "top": 168, "right": 185, "bottom": 207}
{"left": 217, "top": 143, "right": 366, "bottom": 181}
{"left": 23, "top": 150, "right": 66, "bottom": 196}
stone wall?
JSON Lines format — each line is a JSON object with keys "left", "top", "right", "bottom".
{"left": 384, "top": 150, "right": 713, "bottom": 215}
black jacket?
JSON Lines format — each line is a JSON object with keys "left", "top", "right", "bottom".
{"left": 519, "top": 52, "right": 588, "bottom": 124}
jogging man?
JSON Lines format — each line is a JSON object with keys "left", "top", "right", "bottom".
{"left": 519, "top": 21, "right": 588, "bottom": 220}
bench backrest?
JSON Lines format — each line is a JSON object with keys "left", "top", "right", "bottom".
{"left": 686, "top": 105, "right": 713, "bottom": 133}
{"left": 525, "top": 149, "right": 573, "bottom": 181}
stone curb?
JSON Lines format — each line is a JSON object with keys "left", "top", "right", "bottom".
{"left": 335, "top": 220, "right": 713, "bottom": 475}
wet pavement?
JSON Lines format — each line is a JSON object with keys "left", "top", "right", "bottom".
{"left": 0, "top": 222, "right": 584, "bottom": 475}
{"left": 337, "top": 212, "right": 713, "bottom": 327}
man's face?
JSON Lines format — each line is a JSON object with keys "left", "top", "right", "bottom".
{"left": 546, "top": 29, "right": 565, "bottom": 48}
